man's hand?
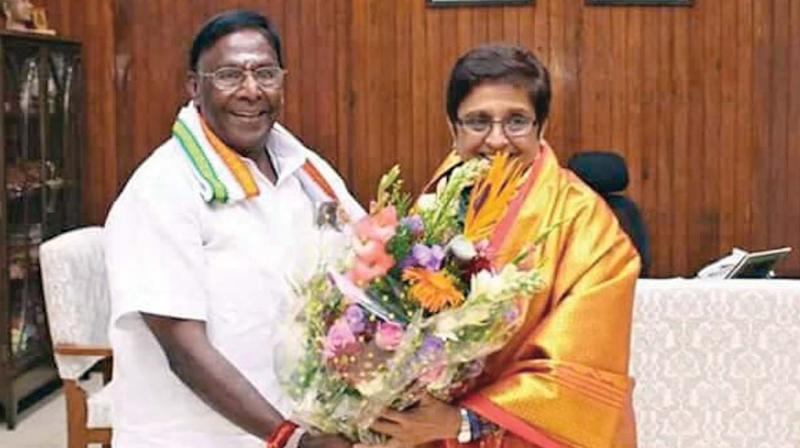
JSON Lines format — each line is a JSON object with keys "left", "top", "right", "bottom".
{"left": 300, "top": 433, "right": 352, "bottom": 448}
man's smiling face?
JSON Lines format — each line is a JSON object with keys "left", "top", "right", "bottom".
{"left": 188, "top": 28, "right": 283, "bottom": 157}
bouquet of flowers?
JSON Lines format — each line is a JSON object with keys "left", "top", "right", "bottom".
{"left": 277, "top": 153, "right": 546, "bottom": 442}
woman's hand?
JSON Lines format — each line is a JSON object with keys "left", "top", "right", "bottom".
{"left": 300, "top": 433, "right": 352, "bottom": 448}
{"left": 359, "top": 394, "right": 462, "bottom": 447}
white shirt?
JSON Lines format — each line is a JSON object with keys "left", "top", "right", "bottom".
{"left": 105, "top": 131, "right": 362, "bottom": 448}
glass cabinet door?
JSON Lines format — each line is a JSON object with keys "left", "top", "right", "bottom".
{"left": 42, "top": 48, "right": 81, "bottom": 240}
{"left": 3, "top": 42, "right": 49, "bottom": 364}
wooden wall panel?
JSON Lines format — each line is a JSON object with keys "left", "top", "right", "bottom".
{"left": 790, "top": 0, "right": 800, "bottom": 267}
{"left": 41, "top": 0, "right": 116, "bottom": 224}
{"left": 41, "top": 0, "right": 799, "bottom": 278}
{"left": 108, "top": 0, "right": 351, "bottom": 190}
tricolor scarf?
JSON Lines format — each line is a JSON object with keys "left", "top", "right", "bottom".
{"left": 171, "top": 102, "right": 341, "bottom": 208}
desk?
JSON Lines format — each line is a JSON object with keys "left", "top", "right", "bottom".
{"left": 631, "top": 279, "right": 800, "bottom": 446}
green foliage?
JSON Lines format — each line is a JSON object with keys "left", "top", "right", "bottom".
{"left": 366, "top": 275, "right": 415, "bottom": 323}
{"left": 385, "top": 224, "right": 413, "bottom": 264}
{"left": 375, "top": 165, "right": 412, "bottom": 215}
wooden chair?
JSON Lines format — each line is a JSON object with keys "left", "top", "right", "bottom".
{"left": 40, "top": 226, "right": 112, "bottom": 448}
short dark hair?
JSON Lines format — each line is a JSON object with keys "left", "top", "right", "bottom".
{"left": 446, "top": 45, "right": 551, "bottom": 136}
{"left": 189, "top": 10, "right": 284, "bottom": 71}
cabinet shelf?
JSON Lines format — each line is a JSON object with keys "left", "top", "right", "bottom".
{"left": 7, "top": 178, "right": 66, "bottom": 200}
{"left": 9, "top": 260, "right": 40, "bottom": 281}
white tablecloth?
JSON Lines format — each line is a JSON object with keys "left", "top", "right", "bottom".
{"left": 631, "top": 279, "right": 800, "bottom": 447}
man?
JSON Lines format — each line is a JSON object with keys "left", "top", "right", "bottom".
{"left": 104, "top": 10, "right": 360, "bottom": 448}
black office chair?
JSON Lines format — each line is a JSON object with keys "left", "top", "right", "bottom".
{"left": 567, "top": 151, "right": 651, "bottom": 277}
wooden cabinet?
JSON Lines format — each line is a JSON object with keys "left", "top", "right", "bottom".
{"left": 0, "top": 31, "right": 82, "bottom": 429}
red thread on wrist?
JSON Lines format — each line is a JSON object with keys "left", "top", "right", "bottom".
{"left": 266, "top": 421, "right": 298, "bottom": 448}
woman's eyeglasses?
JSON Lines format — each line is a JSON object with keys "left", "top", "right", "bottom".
{"left": 456, "top": 115, "right": 536, "bottom": 139}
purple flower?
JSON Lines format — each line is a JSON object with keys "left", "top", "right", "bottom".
{"left": 410, "top": 244, "right": 445, "bottom": 271}
{"left": 398, "top": 254, "right": 415, "bottom": 270}
{"left": 417, "top": 336, "right": 445, "bottom": 362}
{"left": 416, "top": 336, "right": 447, "bottom": 384}
{"left": 344, "top": 305, "right": 366, "bottom": 333}
{"left": 503, "top": 307, "right": 521, "bottom": 323}
{"left": 400, "top": 215, "right": 424, "bottom": 235}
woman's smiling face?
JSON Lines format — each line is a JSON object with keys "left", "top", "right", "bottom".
{"left": 451, "top": 81, "right": 542, "bottom": 166}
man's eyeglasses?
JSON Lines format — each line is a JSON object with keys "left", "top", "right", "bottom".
{"left": 197, "top": 66, "right": 286, "bottom": 91}
{"left": 456, "top": 115, "right": 537, "bottom": 139}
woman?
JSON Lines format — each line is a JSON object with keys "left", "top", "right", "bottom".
{"left": 362, "top": 45, "right": 640, "bottom": 447}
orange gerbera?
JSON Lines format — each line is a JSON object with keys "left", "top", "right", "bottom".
{"left": 402, "top": 268, "right": 464, "bottom": 312}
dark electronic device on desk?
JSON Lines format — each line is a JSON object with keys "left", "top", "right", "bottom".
{"left": 725, "top": 247, "right": 792, "bottom": 279}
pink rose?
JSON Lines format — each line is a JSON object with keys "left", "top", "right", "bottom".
{"left": 323, "top": 319, "right": 357, "bottom": 359}
{"left": 374, "top": 322, "right": 404, "bottom": 351}
{"left": 418, "top": 362, "right": 447, "bottom": 385}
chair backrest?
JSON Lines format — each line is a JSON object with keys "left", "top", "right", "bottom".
{"left": 606, "top": 195, "right": 652, "bottom": 277}
{"left": 40, "top": 226, "right": 110, "bottom": 380}
{"left": 567, "top": 151, "right": 651, "bottom": 277}
{"left": 567, "top": 151, "right": 629, "bottom": 194}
